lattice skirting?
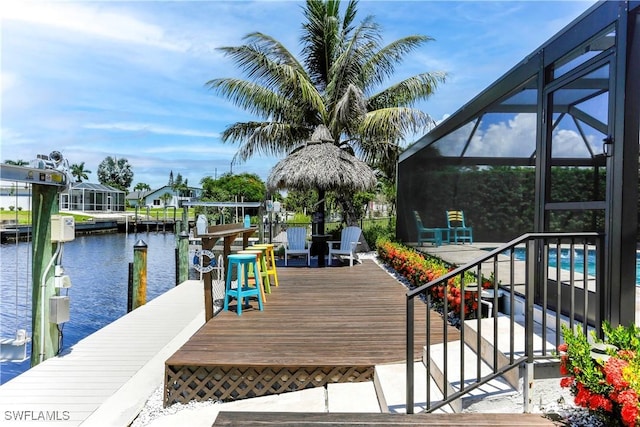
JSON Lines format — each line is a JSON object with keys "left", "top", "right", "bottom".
{"left": 164, "top": 365, "right": 374, "bottom": 406}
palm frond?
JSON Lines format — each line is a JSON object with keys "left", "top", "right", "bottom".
{"left": 206, "top": 78, "right": 289, "bottom": 120}
{"left": 367, "top": 72, "right": 447, "bottom": 110}
{"left": 358, "top": 107, "right": 434, "bottom": 143}
{"left": 223, "top": 122, "right": 310, "bottom": 162}
{"left": 334, "top": 83, "right": 366, "bottom": 125}
{"left": 362, "top": 35, "right": 433, "bottom": 88}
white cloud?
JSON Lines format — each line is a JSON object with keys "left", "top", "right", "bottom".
{"left": 0, "top": 72, "right": 17, "bottom": 94}
{"left": 144, "top": 144, "right": 237, "bottom": 156}
{"left": 467, "top": 113, "right": 538, "bottom": 158}
{"left": 84, "top": 122, "right": 219, "bottom": 139}
{"left": 1, "top": 2, "right": 188, "bottom": 52}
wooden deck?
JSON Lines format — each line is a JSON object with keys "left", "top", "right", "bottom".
{"left": 213, "top": 411, "right": 558, "bottom": 426}
{"left": 164, "top": 260, "right": 459, "bottom": 405}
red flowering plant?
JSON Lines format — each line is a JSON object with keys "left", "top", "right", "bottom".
{"left": 558, "top": 322, "right": 640, "bottom": 426}
{"left": 376, "top": 239, "right": 495, "bottom": 321}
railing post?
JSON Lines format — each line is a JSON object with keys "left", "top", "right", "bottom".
{"left": 523, "top": 238, "right": 536, "bottom": 412}
{"left": 406, "top": 296, "right": 414, "bottom": 414}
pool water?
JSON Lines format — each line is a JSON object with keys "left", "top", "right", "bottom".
{"left": 511, "top": 247, "right": 640, "bottom": 286}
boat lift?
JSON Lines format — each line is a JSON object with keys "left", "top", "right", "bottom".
{"left": 0, "top": 154, "right": 71, "bottom": 364}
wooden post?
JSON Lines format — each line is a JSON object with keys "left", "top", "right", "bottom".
{"left": 176, "top": 230, "right": 189, "bottom": 285}
{"left": 132, "top": 240, "right": 147, "bottom": 309}
{"left": 127, "top": 262, "right": 134, "bottom": 312}
{"left": 202, "top": 236, "right": 214, "bottom": 321}
{"left": 182, "top": 206, "right": 188, "bottom": 233}
{"left": 30, "top": 184, "right": 60, "bottom": 366}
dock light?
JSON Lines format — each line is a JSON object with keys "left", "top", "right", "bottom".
{"left": 30, "top": 151, "right": 65, "bottom": 170}
{"left": 49, "top": 151, "right": 63, "bottom": 166}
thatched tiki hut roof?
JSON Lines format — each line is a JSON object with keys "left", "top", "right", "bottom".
{"left": 266, "top": 125, "right": 377, "bottom": 193}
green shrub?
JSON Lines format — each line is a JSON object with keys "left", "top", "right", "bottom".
{"left": 363, "top": 223, "right": 395, "bottom": 250}
{"left": 287, "top": 212, "right": 311, "bottom": 225}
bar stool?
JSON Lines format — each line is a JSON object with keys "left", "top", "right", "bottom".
{"left": 236, "top": 249, "right": 270, "bottom": 302}
{"left": 252, "top": 243, "right": 279, "bottom": 287}
{"left": 223, "top": 254, "right": 264, "bottom": 315}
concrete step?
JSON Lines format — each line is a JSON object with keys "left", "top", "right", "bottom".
{"left": 327, "top": 382, "right": 381, "bottom": 413}
{"left": 462, "top": 314, "right": 559, "bottom": 389}
{"left": 426, "top": 340, "right": 515, "bottom": 412}
{"left": 374, "top": 362, "right": 453, "bottom": 414}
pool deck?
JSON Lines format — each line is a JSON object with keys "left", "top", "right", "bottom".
{"left": 416, "top": 242, "right": 640, "bottom": 323}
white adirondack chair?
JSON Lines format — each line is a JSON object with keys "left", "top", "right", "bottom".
{"left": 327, "top": 226, "right": 362, "bottom": 267}
{"left": 284, "top": 227, "right": 310, "bottom": 266}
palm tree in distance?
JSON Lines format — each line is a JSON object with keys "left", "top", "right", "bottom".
{"left": 70, "top": 162, "right": 92, "bottom": 183}
{"left": 208, "top": 0, "right": 445, "bottom": 222}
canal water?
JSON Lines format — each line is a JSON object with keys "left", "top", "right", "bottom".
{"left": 0, "top": 232, "right": 181, "bottom": 384}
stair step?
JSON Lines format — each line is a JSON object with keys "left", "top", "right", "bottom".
{"left": 327, "top": 382, "right": 381, "bottom": 413}
{"left": 427, "top": 340, "right": 515, "bottom": 412}
{"left": 464, "top": 314, "right": 558, "bottom": 357}
{"left": 374, "top": 362, "right": 453, "bottom": 414}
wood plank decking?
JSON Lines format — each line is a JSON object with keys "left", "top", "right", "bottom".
{"left": 0, "top": 279, "right": 204, "bottom": 427}
{"left": 164, "top": 260, "right": 459, "bottom": 405}
{"left": 213, "top": 411, "right": 558, "bottom": 426}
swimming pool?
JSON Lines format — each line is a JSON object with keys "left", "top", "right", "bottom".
{"left": 510, "top": 247, "right": 640, "bottom": 286}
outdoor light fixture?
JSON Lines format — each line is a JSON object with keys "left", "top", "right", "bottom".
{"left": 30, "top": 151, "right": 66, "bottom": 170}
{"left": 29, "top": 151, "right": 73, "bottom": 187}
{"left": 602, "top": 135, "right": 614, "bottom": 157}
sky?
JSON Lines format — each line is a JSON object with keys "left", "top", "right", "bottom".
{"left": 1, "top": 0, "right": 597, "bottom": 190}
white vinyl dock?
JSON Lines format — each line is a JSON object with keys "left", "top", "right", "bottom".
{"left": 0, "top": 279, "right": 205, "bottom": 427}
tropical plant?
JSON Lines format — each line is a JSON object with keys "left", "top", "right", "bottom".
{"left": 70, "top": 162, "right": 91, "bottom": 183}
{"left": 133, "top": 182, "right": 151, "bottom": 192}
{"left": 558, "top": 323, "right": 640, "bottom": 426}
{"left": 97, "top": 156, "right": 134, "bottom": 191}
{"left": 283, "top": 188, "right": 319, "bottom": 216}
{"left": 207, "top": 0, "right": 445, "bottom": 224}
{"left": 376, "top": 239, "right": 492, "bottom": 319}
{"left": 159, "top": 192, "right": 172, "bottom": 207}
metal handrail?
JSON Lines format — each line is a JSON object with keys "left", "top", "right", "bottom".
{"left": 406, "top": 232, "right": 604, "bottom": 414}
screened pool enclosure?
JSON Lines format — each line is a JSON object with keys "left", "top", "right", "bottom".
{"left": 397, "top": 1, "right": 640, "bottom": 325}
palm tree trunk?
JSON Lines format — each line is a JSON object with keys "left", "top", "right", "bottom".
{"left": 337, "top": 195, "right": 359, "bottom": 227}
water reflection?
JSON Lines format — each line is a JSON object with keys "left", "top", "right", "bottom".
{"left": 1, "top": 232, "right": 178, "bottom": 384}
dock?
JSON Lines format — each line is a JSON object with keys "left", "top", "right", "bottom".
{"left": 0, "top": 279, "right": 205, "bottom": 427}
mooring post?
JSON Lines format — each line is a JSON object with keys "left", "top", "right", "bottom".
{"left": 182, "top": 205, "right": 188, "bottom": 233}
{"left": 30, "top": 184, "right": 60, "bottom": 366}
{"left": 132, "top": 240, "right": 148, "bottom": 310}
{"left": 176, "top": 230, "right": 189, "bottom": 285}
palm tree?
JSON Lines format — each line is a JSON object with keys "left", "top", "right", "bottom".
{"left": 207, "top": 0, "right": 444, "bottom": 223}
{"left": 133, "top": 182, "right": 151, "bottom": 192}
{"left": 70, "top": 162, "right": 92, "bottom": 183}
